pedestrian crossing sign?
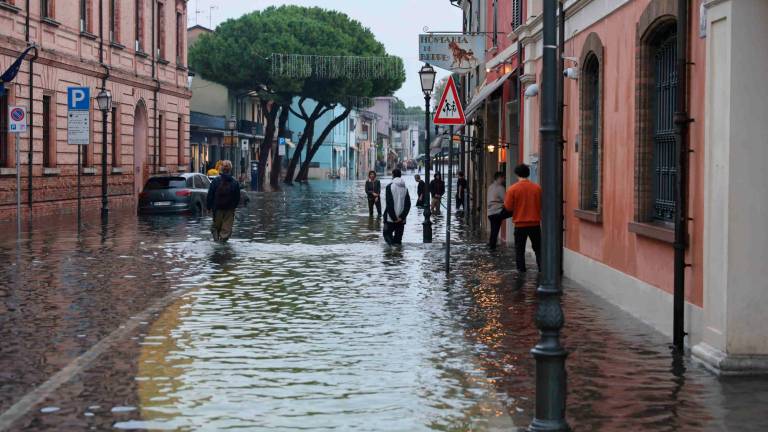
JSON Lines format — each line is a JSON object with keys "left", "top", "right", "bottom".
{"left": 433, "top": 76, "right": 465, "bottom": 125}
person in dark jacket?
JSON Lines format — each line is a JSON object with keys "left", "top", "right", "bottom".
{"left": 383, "top": 169, "right": 411, "bottom": 245}
{"left": 206, "top": 160, "right": 241, "bottom": 242}
{"left": 456, "top": 171, "right": 468, "bottom": 212}
{"left": 365, "top": 171, "right": 381, "bottom": 217}
{"left": 415, "top": 174, "right": 426, "bottom": 208}
{"left": 429, "top": 172, "right": 445, "bottom": 215}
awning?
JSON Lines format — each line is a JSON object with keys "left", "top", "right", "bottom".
{"left": 464, "top": 71, "right": 514, "bottom": 119}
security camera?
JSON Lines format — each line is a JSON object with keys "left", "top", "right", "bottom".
{"left": 524, "top": 84, "right": 539, "bottom": 98}
{"left": 564, "top": 67, "right": 579, "bottom": 80}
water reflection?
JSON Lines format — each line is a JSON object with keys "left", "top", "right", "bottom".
{"left": 1, "top": 178, "right": 768, "bottom": 431}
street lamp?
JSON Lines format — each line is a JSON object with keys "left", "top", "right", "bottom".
{"left": 529, "top": 0, "right": 569, "bottom": 430}
{"left": 227, "top": 115, "right": 237, "bottom": 172}
{"left": 96, "top": 88, "right": 112, "bottom": 218}
{"left": 419, "top": 63, "right": 436, "bottom": 243}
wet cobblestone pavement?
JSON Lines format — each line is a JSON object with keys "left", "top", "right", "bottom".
{"left": 1, "top": 177, "right": 767, "bottom": 431}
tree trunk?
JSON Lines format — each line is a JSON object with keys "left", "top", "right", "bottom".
{"left": 284, "top": 102, "right": 324, "bottom": 184}
{"left": 270, "top": 106, "right": 289, "bottom": 189}
{"left": 258, "top": 103, "right": 280, "bottom": 191}
{"left": 296, "top": 107, "right": 352, "bottom": 182}
{"left": 284, "top": 125, "right": 311, "bottom": 184}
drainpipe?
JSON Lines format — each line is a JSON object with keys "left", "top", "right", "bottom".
{"left": 557, "top": 0, "right": 565, "bottom": 276}
{"left": 98, "top": 0, "right": 110, "bottom": 218}
{"left": 152, "top": 0, "right": 159, "bottom": 174}
{"left": 673, "top": 0, "right": 691, "bottom": 351}
{"left": 25, "top": 0, "right": 37, "bottom": 210}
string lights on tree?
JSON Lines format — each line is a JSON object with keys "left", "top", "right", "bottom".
{"left": 270, "top": 53, "right": 404, "bottom": 81}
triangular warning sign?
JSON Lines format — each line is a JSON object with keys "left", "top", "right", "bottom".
{"left": 433, "top": 76, "right": 465, "bottom": 125}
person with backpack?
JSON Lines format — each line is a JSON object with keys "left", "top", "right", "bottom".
{"left": 207, "top": 160, "right": 241, "bottom": 242}
{"left": 383, "top": 169, "right": 411, "bottom": 245}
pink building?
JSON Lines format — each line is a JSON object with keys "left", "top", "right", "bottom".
{"left": 0, "top": 0, "right": 191, "bottom": 220}
{"left": 512, "top": 0, "right": 768, "bottom": 374}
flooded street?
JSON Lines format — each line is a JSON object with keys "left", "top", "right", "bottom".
{"left": 1, "top": 177, "right": 767, "bottom": 431}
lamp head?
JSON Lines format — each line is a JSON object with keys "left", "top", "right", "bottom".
{"left": 95, "top": 89, "right": 112, "bottom": 112}
{"left": 419, "top": 63, "right": 437, "bottom": 96}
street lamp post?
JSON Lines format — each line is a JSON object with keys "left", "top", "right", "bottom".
{"left": 419, "top": 63, "right": 436, "bottom": 243}
{"left": 96, "top": 89, "right": 112, "bottom": 218}
{"left": 529, "top": 1, "right": 569, "bottom": 431}
{"left": 227, "top": 115, "right": 237, "bottom": 174}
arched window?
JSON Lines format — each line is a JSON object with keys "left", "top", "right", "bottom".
{"left": 651, "top": 28, "right": 678, "bottom": 222}
{"left": 633, "top": 1, "right": 678, "bottom": 229}
{"left": 577, "top": 33, "right": 604, "bottom": 219}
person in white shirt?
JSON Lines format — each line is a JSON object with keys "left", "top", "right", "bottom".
{"left": 487, "top": 172, "right": 512, "bottom": 249}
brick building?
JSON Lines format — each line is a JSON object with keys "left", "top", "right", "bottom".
{"left": 0, "top": 0, "right": 191, "bottom": 221}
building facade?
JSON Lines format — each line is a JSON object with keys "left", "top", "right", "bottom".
{"left": 286, "top": 98, "right": 351, "bottom": 180}
{"left": 187, "top": 25, "right": 266, "bottom": 184}
{"left": 453, "top": 0, "right": 768, "bottom": 373}
{"left": 0, "top": 0, "right": 191, "bottom": 221}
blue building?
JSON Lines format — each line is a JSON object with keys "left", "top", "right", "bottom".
{"left": 286, "top": 98, "right": 351, "bottom": 180}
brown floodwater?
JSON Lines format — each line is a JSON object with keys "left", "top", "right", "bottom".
{"left": 1, "top": 178, "right": 766, "bottom": 431}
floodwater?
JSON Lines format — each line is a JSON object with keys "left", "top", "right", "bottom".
{"left": 1, "top": 177, "right": 767, "bottom": 431}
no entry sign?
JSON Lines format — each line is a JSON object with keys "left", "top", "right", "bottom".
{"left": 8, "top": 106, "right": 27, "bottom": 133}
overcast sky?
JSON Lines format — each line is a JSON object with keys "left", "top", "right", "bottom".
{"left": 188, "top": 0, "right": 461, "bottom": 108}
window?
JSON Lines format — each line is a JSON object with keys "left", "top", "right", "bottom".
{"left": 0, "top": 92, "right": 8, "bottom": 168}
{"left": 41, "top": 0, "right": 52, "bottom": 18}
{"left": 109, "top": 0, "right": 119, "bottom": 43}
{"left": 633, "top": 1, "right": 680, "bottom": 232}
{"left": 651, "top": 30, "right": 678, "bottom": 222}
{"left": 111, "top": 106, "right": 121, "bottom": 167}
{"left": 135, "top": 0, "right": 144, "bottom": 52}
{"left": 157, "top": 1, "right": 166, "bottom": 59}
{"left": 42, "top": 95, "right": 52, "bottom": 167}
{"left": 512, "top": 0, "right": 522, "bottom": 30}
{"left": 177, "top": 115, "right": 184, "bottom": 166}
{"left": 175, "top": 10, "right": 183, "bottom": 64}
{"left": 492, "top": 0, "right": 498, "bottom": 47}
{"left": 159, "top": 113, "right": 165, "bottom": 166}
{"left": 79, "top": 0, "right": 90, "bottom": 32}
{"left": 582, "top": 55, "right": 601, "bottom": 210}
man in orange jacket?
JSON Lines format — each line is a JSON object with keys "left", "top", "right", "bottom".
{"left": 503, "top": 164, "right": 542, "bottom": 272}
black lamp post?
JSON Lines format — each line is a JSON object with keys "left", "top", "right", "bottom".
{"left": 529, "top": 0, "right": 569, "bottom": 431}
{"left": 419, "top": 63, "right": 436, "bottom": 243}
{"left": 96, "top": 88, "right": 112, "bottom": 218}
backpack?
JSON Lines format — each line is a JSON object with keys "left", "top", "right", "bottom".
{"left": 214, "top": 177, "right": 236, "bottom": 209}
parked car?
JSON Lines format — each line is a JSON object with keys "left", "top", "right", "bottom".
{"left": 138, "top": 173, "right": 210, "bottom": 215}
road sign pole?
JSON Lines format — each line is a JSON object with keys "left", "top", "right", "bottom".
{"left": 445, "top": 125, "right": 454, "bottom": 274}
{"left": 77, "top": 144, "right": 81, "bottom": 226}
{"left": 15, "top": 134, "right": 21, "bottom": 235}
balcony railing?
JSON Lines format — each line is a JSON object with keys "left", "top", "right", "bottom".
{"left": 238, "top": 120, "right": 264, "bottom": 136}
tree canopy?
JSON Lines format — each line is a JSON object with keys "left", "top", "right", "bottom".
{"left": 189, "top": 5, "right": 405, "bottom": 105}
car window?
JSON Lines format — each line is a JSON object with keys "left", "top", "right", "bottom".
{"left": 193, "top": 175, "right": 205, "bottom": 189}
{"left": 187, "top": 177, "right": 195, "bottom": 188}
{"left": 144, "top": 177, "right": 187, "bottom": 190}
{"left": 200, "top": 175, "right": 211, "bottom": 188}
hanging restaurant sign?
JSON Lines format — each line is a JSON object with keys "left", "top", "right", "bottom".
{"left": 418, "top": 34, "right": 485, "bottom": 73}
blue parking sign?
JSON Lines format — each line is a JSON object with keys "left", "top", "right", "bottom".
{"left": 67, "top": 87, "right": 90, "bottom": 111}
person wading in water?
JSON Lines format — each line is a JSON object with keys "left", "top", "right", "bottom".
{"left": 207, "top": 160, "right": 241, "bottom": 242}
